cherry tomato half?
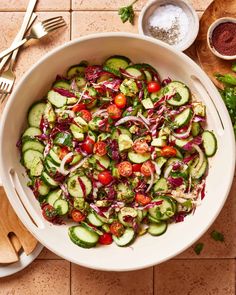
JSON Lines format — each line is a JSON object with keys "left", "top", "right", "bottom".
{"left": 79, "top": 109, "right": 92, "bottom": 122}
{"left": 71, "top": 209, "right": 86, "bottom": 222}
{"left": 135, "top": 193, "right": 152, "bottom": 206}
{"left": 161, "top": 146, "right": 177, "bottom": 158}
{"left": 141, "top": 160, "right": 155, "bottom": 176}
{"left": 72, "top": 103, "right": 86, "bottom": 113}
{"left": 110, "top": 221, "right": 125, "bottom": 237}
{"left": 59, "top": 147, "right": 73, "bottom": 163}
{"left": 132, "top": 163, "right": 142, "bottom": 172}
{"left": 133, "top": 139, "right": 149, "bottom": 154}
{"left": 107, "top": 104, "right": 122, "bottom": 119}
{"left": 98, "top": 170, "right": 113, "bottom": 185}
{"left": 99, "top": 233, "right": 113, "bottom": 245}
{"left": 81, "top": 136, "right": 95, "bottom": 154}
{"left": 118, "top": 161, "right": 133, "bottom": 177}
{"left": 42, "top": 205, "right": 57, "bottom": 222}
{"left": 93, "top": 141, "right": 107, "bottom": 156}
{"left": 114, "top": 93, "right": 127, "bottom": 109}
{"left": 147, "top": 81, "right": 161, "bottom": 93}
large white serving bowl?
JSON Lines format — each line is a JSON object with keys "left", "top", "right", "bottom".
{"left": 0, "top": 33, "right": 235, "bottom": 271}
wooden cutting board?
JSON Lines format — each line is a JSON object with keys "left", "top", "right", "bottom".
{"left": 195, "top": 0, "right": 236, "bottom": 88}
{"left": 0, "top": 187, "right": 38, "bottom": 264}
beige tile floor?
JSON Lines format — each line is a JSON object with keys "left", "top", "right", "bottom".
{"left": 0, "top": 1, "right": 236, "bottom": 294}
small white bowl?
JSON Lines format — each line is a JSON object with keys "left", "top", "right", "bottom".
{"left": 138, "top": 0, "right": 199, "bottom": 52}
{"left": 207, "top": 17, "right": 236, "bottom": 60}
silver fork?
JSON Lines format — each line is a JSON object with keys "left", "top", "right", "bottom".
{"left": 0, "top": 16, "right": 66, "bottom": 61}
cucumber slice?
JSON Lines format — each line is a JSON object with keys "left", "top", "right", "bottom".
{"left": 22, "top": 140, "right": 44, "bottom": 153}
{"left": 45, "top": 157, "right": 58, "bottom": 174}
{"left": 23, "top": 149, "right": 43, "bottom": 170}
{"left": 148, "top": 196, "right": 176, "bottom": 220}
{"left": 47, "top": 189, "right": 62, "bottom": 206}
{"left": 125, "top": 66, "right": 145, "bottom": 80}
{"left": 87, "top": 212, "right": 104, "bottom": 227}
{"left": 202, "top": 131, "right": 217, "bottom": 157}
{"left": 47, "top": 90, "right": 67, "bottom": 108}
{"left": 104, "top": 55, "right": 131, "bottom": 72}
{"left": 173, "top": 108, "right": 192, "bottom": 128}
{"left": 191, "top": 122, "right": 201, "bottom": 137}
{"left": 53, "top": 80, "right": 70, "bottom": 90}
{"left": 41, "top": 172, "right": 59, "bottom": 188}
{"left": 118, "top": 134, "right": 133, "bottom": 152}
{"left": 112, "top": 228, "right": 135, "bottom": 247}
{"left": 94, "top": 155, "right": 110, "bottom": 171}
{"left": 190, "top": 156, "right": 208, "bottom": 179}
{"left": 148, "top": 222, "right": 167, "bottom": 236}
{"left": 67, "top": 65, "right": 86, "bottom": 79}
{"left": 128, "top": 151, "right": 151, "bottom": 163}
{"left": 155, "top": 157, "right": 167, "bottom": 169}
{"left": 166, "top": 81, "right": 190, "bottom": 106}
{"left": 148, "top": 214, "right": 161, "bottom": 223}
{"left": 68, "top": 226, "right": 99, "bottom": 248}
{"left": 144, "top": 70, "right": 152, "bottom": 82}
{"left": 67, "top": 175, "right": 92, "bottom": 198}
{"left": 49, "top": 148, "right": 61, "bottom": 166}
{"left": 38, "top": 181, "right": 50, "bottom": 196}
{"left": 141, "top": 98, "right": 154, "bottom": 109}
{"left": 53, "top": 199, "right": 69, "bottom": 215}
{"left": 28, "top": 102, "right": 46, "bottom": 128}
{"left": 154, "top": 178, "right": 168, "bottom": 192}
{"left": 95, "top": 213, "right": 114, "bottom": 224}
{"left": 111, "top": 127, "right": 131, "bottom": 140}
{"left": 22, "top": 127, "right": 42, "bottom": 138}
{"left": 174, "top": 137, "right": 193, "bottom": 149}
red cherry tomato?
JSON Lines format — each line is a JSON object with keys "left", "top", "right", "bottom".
{"left": 98, "top": 233, "right": 113, "bottom": 245}
{"left": 72, "top": 103, "right": 86, "bottom": 113}
{"left": 161, "top": 146, "right": 177, "bottom": 157}
{"left": 117, "top": 161, "right": 133, "bottom": 177}
{"left": 59, "top": 146, "right": 73, "bottom": 163}
{"left": 133, "top": 139, "right": 149, "bottom": 154}
{"left": 93, "top": 141, "right": 107, "bottom": 156}
{"left": 107, "top": 104, "right": 122, "bottom": 119}
{"left": 71, "top": 209, "right": 85, "bottom": 222}
{"left": 110, "top": 221, "right": 125, "bottom": 237}
{"left": 98, "top": 170, "right": 113, "bottom": 185}
{"left": 81, "top": 136, "right": 95, "bottom": 154}
{"left": 132, "top": 163, "right": 142, "bottom": 172}
{"left": 141, "top": 160, "right": 155, "bottom": 176}
{"left": 147, "top": 81, "right": 161, "bottom": 93}
{"left": 135, "top": 193, "right": 152, "bottom": 206}
{"left": 42, "top": 205, "right": 57, "bottom": 221}
{"left": 79, "top": 109, "right": 92, "bottom": 122}
{"left": 114, "top": 93, "right": 127, "bottom": 109}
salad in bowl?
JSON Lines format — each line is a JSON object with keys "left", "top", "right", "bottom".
{"left": 18, "top": 55, "right": 217, "bottom": 249}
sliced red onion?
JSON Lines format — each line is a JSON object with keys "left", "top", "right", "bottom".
{"left": 69, "top": 155, "right": 91, "bottom": 173}
{"left": 172, "top": 123, "right": 192, "bottom": 139}
{"left": 183, "top": 154, "right": 196, "bottom": 164}
{"left": 59, "top": 152, "right": 74, "bottom": 175}
{"left": 193, "top": 115, "right": 206, "bottom": 123}
{"left": 137, "top": 200, "right": 163, "bottom": 210}
{"left": 146, "top": 167, "right": 154, "bottom": 193}
{"left": 162, "top": 77, "right": 172, "bottom": 86}
{"left": 192, "top": 144, "right": 204, "bottom": 172}
{"left": 137, "top": 112, "right": 150, "bottom": 127}
{"left": 152, "top": 161, "right": 161, "bottom": 176}
{"left": 115, "top": 116, "right": 149, "bottom": 129}
{"left": 182, "top": 136, "right": 202, "bottom": 151}
{"left": 164, "top": 163, "right": 175, "bottom": 179}
{"left": 70, "top": 79, "right": 79, "bottom": 92}
{"left": 92, "top": 109, "right": 108, "bottom": 118}
{"left": 90, "top": 203, "right": 107, "bottom": 218}
{"left": 168, "top": 177, "right": 183, "bottom": 187}
{"left": 43, "top": 140, "right": 53, "bottom": 157}
{"left": 67, "top": 84, "right": 88, "bottom": 107}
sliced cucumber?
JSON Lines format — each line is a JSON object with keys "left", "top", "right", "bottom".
{"left": 41, "top": 172, "right": 59, "bottom": 188}
{"left": 148, "top": 214, "right": 161, "bottom": 223}
{"left": 54, "top": 199, "right": 69, "bottom": 215}
{"left": 67, "top": 175, "right": 92, "bottom": 198}
{"left": 47, "top": 189, "right": 62, "bottom": 206}
{"left": 141, "top": 98, "right": 154, "bottom": 109}
{"left": 155, "top": 157, "right": 167, "bottom": 169}
{"left": 148, "top": 222, "right": 167, "bottom": 236}
{"left": 166, "top": 81, "right": 190, "bottom": 106}
{"left": 28, "top": 102, "right": 46, "bottom": 128}
{"left": 68, "top": 225, "right": 99, "bottom": 248}
{"left": 38, "top": 181, "right": 50, "bottom": 196}
{"left": 118, "top": 134, "right": 133, "bottom": 152}
{"left": 112, "top": 228, "right": 135, "bottom": 247}
{"left": 111, "top": 127, "right": 131, "bottom": 140}
{"left": 23, "top": 150, "right": 43, "bottom": 171}
{"left": 45, "top": 157, "right": 58, "bottom": 174}
{"left": 144, "top": 70, "right": 153, "bottom": 82}
{"left": 190, "top": 156, "right": 208, "bottom": 179}
{"left": 87, "top": 212, "right": 104, "bottom": 227}
{"left": 125, "top": 66, "right": 145, "bottom": 80}
{"left": 22, "top": 127, "right": 42, "bottom": 138}
{"left": 191, "top": 122, "right": 201, "bottom": 137}
{"left": 202, "top": 131, "right": 217, "bottom": 157}
{"left": 148, "top": 196, "right": 176, "bottom": 220}
{"left": 49, "top": 148, "right": 61, "bottom": 166}
{"left": 47, "top": 90, "right": 67, "bottom": 108}
{"left": 94, "top": 155, "right": 110, "bottom": 171}
{"left": 173, "top": 108, "right": 192, "bottom": 128}
{"left": 128, "top": 151, "right": 151, "bottom": 163}
{"left": 154, "top": 178, "right": 168, "bottom": 192}
{"left": 22, "top": 140, "right": 44, "bottom": 153}
{"left": 174, "top": 137, "right": 193, "bottom": 149}
{"left": 53, "top": 80, "right": 70, "bottom": 90}
{"left": 95, "top": 213, "right": 114, "bottom": 224}
{"left": 67, "top": 65, "right": 86, "bottom": 79}
{"left": 104, "top": 55, "right": 130, "bottom": 72}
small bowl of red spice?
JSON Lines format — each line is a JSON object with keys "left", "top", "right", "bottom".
{"left": 207, "top": 17, "right": 236, "bottom": 60}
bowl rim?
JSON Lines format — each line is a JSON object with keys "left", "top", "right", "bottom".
{"left": 207, "top": 17, "right": 236, "bottom": 60}
{"left": 138, "top": 0, "right": 199, "bottom": 51}
{"left": 0, "top": 32, "right": 235, "bottom": 271}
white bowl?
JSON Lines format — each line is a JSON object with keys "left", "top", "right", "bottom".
{"left": 0, "top": 33, "right": 235, "bottom": 271}
{"left": 138, "top": 0, "right": 199, "bottom": 51}
{"left": 207, "top": 17, "right": 236, "bottom": 60}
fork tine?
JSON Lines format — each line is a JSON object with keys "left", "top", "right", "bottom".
{"left": 0, "top": 92, "right": 7, "bottom": 103}
{"left": 42, "top": 16, "right": 63, "bottom": 26}
{"left": 43, "top": 19, "right": 66, "bottom": 31}
{"left": 46, "top": 22, "right": 67, "bottom": 33}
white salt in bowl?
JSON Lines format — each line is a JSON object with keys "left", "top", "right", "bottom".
{"left": 138, "top": 0, "right": 199, "bottom": 51}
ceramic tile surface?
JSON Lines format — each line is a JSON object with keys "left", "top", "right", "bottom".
{"left": 0, "top": 0, "right": 70, "bottom": 11}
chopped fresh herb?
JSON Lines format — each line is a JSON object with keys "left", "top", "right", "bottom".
{"left": 118, "top": 0, "right": 138, "bottom": 25}
{"left": 215, "top": 73, "right": 236, "bottom": 86}
{"left": 210, "top": 230, "right": 224, "bottom": 242}
{"left": 194, "top": 243, "right": 204, "bottom": 255}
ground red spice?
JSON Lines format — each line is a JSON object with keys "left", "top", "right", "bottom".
{"left": 211, "top": 22, "right": 236, "bottom": 56}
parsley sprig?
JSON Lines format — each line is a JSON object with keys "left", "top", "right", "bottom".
{"left": 118, "top": 0, "right": 138, "bottom": 25}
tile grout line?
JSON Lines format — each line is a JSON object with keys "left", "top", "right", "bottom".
{"left": 153, "top": 266, "right": 155, "bottom": 295}
{"left": 70, "top": 262, "right": 72, "bottom": 295}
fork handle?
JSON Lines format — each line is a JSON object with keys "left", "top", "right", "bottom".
{"left": 0, "top": 38, "right": 28, "bottom": 60}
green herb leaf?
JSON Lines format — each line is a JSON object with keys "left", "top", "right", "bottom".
{"left": 118, "top": 0, "right": 138, "bottom": 24}
{"left": 215, "top": 73, "right": 236, "bottom": 86}
{"left": 232, "top": 62, "right": 236, "bottom": 73}
{"left": 210, "top": 230, "right": 224, "bottom": 242}
{"left": 194, "top": 243, "right": 204, "bottom": 255}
